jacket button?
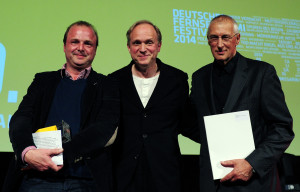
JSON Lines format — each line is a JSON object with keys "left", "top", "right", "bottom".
{"left": 142, "top": 134, "right": 148, "bottom": 139}
{"left": 74, "top": 156, "right": 83, "bottom": 163}
{"left": 134, "top": 155, "right": 139, "bottom": 160}
{"left": 144, "top": 113, "right": 147, "bottom": 118}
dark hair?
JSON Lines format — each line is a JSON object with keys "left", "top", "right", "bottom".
{"left": 126, "top": 20, "right": 162, "bottom": 45}
{"left": 63, "top": 21, "right": 98, "bottom": 47}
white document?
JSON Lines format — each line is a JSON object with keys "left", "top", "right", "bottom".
{"left": 203, "top": 110, "right": 255, "bottom": 180}
{"left": 32, "top": 130, "right": 63, "bottom": 165}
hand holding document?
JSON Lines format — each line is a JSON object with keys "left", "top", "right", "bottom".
{"left": 203, "top": 110, "right": 255, "bottom": 180}
{"left": 32, "top": 126, "right": 63, "bottom": 165}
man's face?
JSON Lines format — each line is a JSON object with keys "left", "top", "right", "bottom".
{"left": 64, "top": 25, "right": 97, "bottom": 71}
{"left": 208, "top": 21, "right": 240, "bottom": 65}
{"left": 127, "top": 23, "right": 161, "bottom": 67}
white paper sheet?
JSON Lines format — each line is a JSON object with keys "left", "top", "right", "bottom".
{"left": 203, "top": 110, "right": 255, "bottom": 180}
{"left": 32, "top": 130, "right": 63, "bottom": 165}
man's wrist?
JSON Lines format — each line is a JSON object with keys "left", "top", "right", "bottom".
{"left": 22, "top": 146, "right": 37, "bottom": 163}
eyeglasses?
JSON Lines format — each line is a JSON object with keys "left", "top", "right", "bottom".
{"left": 207, "top": 33, "right": 239, "bottom": 44}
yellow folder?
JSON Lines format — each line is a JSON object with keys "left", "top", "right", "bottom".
{"left": 35, "top": 125, "right": 58, "bottom": 133}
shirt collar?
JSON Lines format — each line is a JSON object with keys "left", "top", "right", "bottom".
{"left": 213, "top": 52, "right": 239, "bottom": 75}
{"left": 61, "top": 63, "right": 92, "bottom": 80}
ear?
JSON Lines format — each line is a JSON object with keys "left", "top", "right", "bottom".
{"left": 235, "top": 33, "right": 241, "bottom": 46}
{"left": 157, "top": 42, "right": 162, "bottom": 52}
{"left": 127, "top": 44, "right": 130, "bottom": 52}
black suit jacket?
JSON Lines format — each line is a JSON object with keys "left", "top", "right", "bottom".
{"left": 190, "top": 53, "right": 294, "bottom": 192}
{"left": 3, "top": 69, "right": 119, "bottom": 192}
{"left": 109, "top": 59, "right": 190, "bottom": 192}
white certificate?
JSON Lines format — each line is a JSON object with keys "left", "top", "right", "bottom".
{"left": 32, "top": 130, "right": 63, "bottom": 165}
{"left": 204, "top": 110, "right": 255, "bottom": 180}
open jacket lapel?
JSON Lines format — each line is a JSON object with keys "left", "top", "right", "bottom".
{"left": 41, "top": 70, "right": 63, "bottom": 126}
{"left": 223, "top": 55, "right": 248, "bottom": 113}
{"left": 208, "top": 64, "right": 217, "bottom": 115}
{"left": 80, "top": 70, "right": 102, "bottom": 128}
{"left": 144, "top": 62, "right": 168, "bottom": 110}
{"left": 122, "top": 63, "right": 145, "bottom": 109}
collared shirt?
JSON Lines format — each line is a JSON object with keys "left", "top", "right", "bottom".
{"left": 62, "top": 63, "right": 91, "bottom": 80}
{"left": 212, "top": 52, "right": 239, "bottom": 114}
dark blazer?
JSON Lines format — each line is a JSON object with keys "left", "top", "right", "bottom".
{"left": 109, "top": 59, "right": 190, "bottom": 192}
{"left": 3, "top": 69, "right": 119, "bottom": 192}
{"left": 190, "top": 53, "right": 294, "bottom": 192}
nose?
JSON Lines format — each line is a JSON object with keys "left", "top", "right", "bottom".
{"left": 217, "top": 37, "right": 224, "bottom": 48}
{"left": 78, "top": 42, "right": 84, "bottom": 51}
{"left": 140, "top": 43, "right": 146, "bottom": 52}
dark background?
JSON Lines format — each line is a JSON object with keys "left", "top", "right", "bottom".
{"left": 1, "top": 152, "right": 299, "bottom": 192}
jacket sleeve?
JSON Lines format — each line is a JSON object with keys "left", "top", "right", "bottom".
{"left": 245, "top": 64, "right": 294, "bottom": 178}
{"left": 63, "top": 75, "right": 120, "bottom": 162}
{"left": 9, "top": 73, "right": 44, "bottom": 165}
{"left": 178, "top": 72, "right": 201, "bottom": 143}
{"left": 180, "top": 102, "right": 201, "bottom": 143}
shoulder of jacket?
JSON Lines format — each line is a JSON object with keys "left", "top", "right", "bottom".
{"left": 192, "top": 63, "right": 212, "bottom": 77}
{"left": 243, "top": 56, "right": 274, "bottom": 71}
{"left": 108, "top": 65, "right": 131, "bottom": 78}
{"left": 34, "top": 70, "right": 60, "bottom": 80}
{"left": 160, "top": 62, "right": 187, "bottom": 78}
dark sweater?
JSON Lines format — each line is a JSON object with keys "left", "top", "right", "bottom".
{"left": 45, "top": 77, "right": 91, "bottom": 178}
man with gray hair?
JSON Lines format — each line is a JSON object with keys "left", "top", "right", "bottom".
{"left": 189, "top": 14, "right": 294, "bottom": 192}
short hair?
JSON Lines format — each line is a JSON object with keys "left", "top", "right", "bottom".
{"left": 63, "top": 21, "right": 98, "bottom": 47}
{"left": 126, "top": 20, "right": 162, "bottom": 45}
{"left": 207, "top": 15, "right": 239, "bottom": 37}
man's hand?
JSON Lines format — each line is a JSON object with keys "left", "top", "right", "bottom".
{"left": 220, "top": 159, "right": 253, "bottom": 182}
{"left": 24, "top": 148, "right": 64, "bottom": 172}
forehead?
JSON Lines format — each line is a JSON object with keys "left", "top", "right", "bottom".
{"left": 67, "top": 25, "right": 96, "bottom": 40}
{"left": 208, "top": 21, "right": 234, "bottom": 35}
{"left": 130, "top": 24, "right": 157, "bottom": 40}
